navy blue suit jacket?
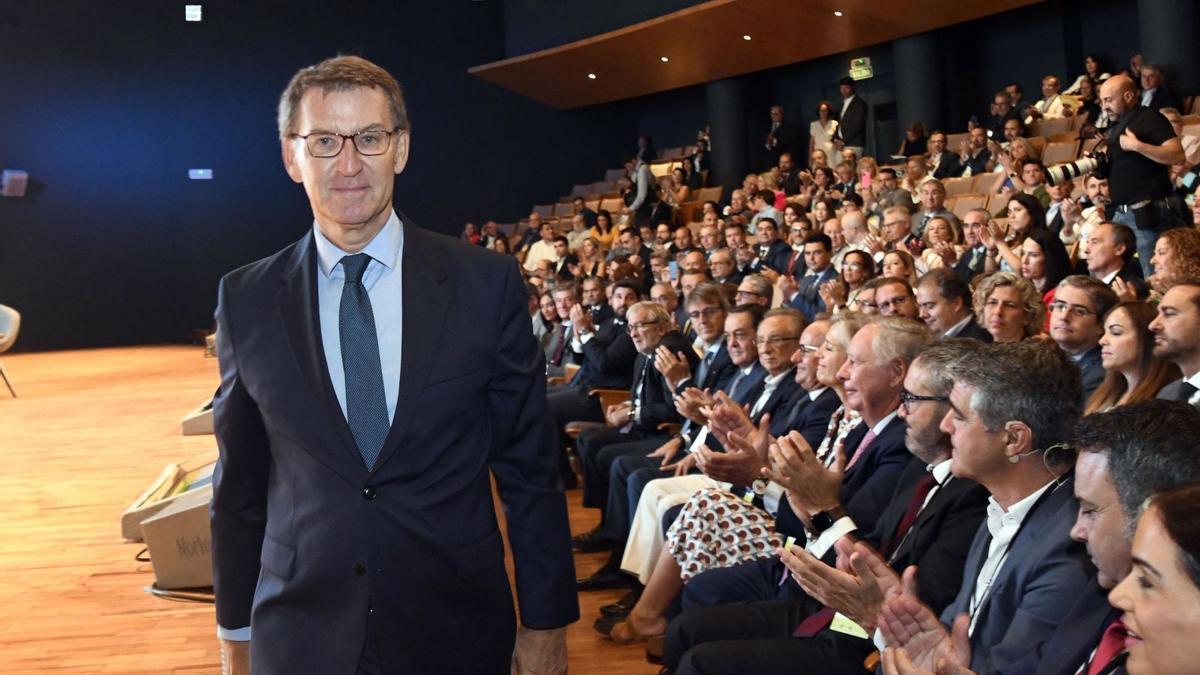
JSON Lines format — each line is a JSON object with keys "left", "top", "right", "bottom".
{"left": 778, "top": 386, "right": 842, "bottom": 449}
{"left": 1033, "top": 582, "right": 1120, "bottom": 675}
{"left": 788, "top": 267, "right": 839, "bottom": 321}
{"left": 573, "top": 315, "right": 637, "bottom": 391}
{"left": 941, "top": 473, "right": 1096, "bottom": 675}
{"left": 211, "top": 224, "right": 577, "bottom": 673}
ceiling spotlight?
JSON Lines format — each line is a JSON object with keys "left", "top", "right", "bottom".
{"left": 587, "top": 73, "right": 596, "bottom": 80}
{"left": 661, "top": 56, "right": 670, "bottom": 62}
{"left": 743, "top": 35, "right": 752, "bottom": 41}
{"left": 833, "top": 10, "right": 843, "bottom": 16}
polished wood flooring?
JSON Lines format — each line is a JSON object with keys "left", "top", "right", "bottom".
{"left": 0, "top": 346, "right": 657, "bottom": 673}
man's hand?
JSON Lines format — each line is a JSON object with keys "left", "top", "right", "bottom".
{"left": 765, "top": 431, "right": 845, "bottom": 514}
{"left": 569, "top": 304, "right": 594, "bottom": 335}
{"left": 933, "top": 241, "right": 958, "bottom": 266}
{"left": 665, "top": 452, "right": 697, "bottom": 477}
{"left": 735, "top": 245, "right": 756, "bottom": 266}
{"left": 646, "top": 436, "right": 683, "bottom": 469}
{"left": 693, "top": 442, "right": 762, "bottom": 486}
{"left": 511, "top": 626, "right": 567, "bottom": 675}
{"left": 778, "top": 273, "right": 799, "bottom": 300}
{"left": 220, "top": 639, "right": 251, "bottom": 675}
{"left": 704, "top": 391, "right": 756, "bottom": 450}
{"left": 675, "top": 387, "right": 714, "bottom": 425}
{"left": 863, "top": 233, "right": 885, "bottom": 254}
{"left": 819, "top": 279, "right": 847, "bottom": 310}
{"left": 880, "top": 613, "right": 973, "bottom": 675}
{"left": 878, "top": 569, "right": 970, "bottom": 673}
{"left": 654, "top": 345, "right": 691, "bottom": 390}
{"left": 759, "top": 267, "right": 781, "bottom": 283}
{"left": 1110, "top": 276, "right": 1138, "bottom": 302}
{"left": 605, "top": 402, "right": 632, "bottom": 427}
{"left": 1119, "top": 127, "right": 1142, "bottom": 153}
{"left": 777, "top": 541, "right": 893, "bottom": 630}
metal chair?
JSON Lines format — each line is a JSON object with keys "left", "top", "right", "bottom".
{"left": 0, "top": 304, "right": 21, "bottom": 397}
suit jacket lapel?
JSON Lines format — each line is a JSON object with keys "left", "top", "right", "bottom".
{"left": 374, "top": 222, "right": 450, "bottom": 473}
{"left": 275, "top": 233, "right": 368, "bottom": 481}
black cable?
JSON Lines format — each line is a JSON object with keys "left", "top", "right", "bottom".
{"left": 146, "top": 583, "right": 215, "bottom": 604}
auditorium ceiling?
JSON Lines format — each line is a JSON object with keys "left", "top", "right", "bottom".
{"left": 469, "top": 0, "right": 1042, "bottom": 109}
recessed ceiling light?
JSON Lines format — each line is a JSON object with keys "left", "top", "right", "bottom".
{"left": 587, "top": 73, "right": 596, "bottom": 80}
{"left": 743, "top": 35, "right": 752, "bottom": 41}
{"left": 661, "top": 56, "right": 670, "bottom": 63}
{"left": 833, "top": 10, "right": 844, "bottom": 16}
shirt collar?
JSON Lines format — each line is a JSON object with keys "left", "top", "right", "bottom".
{"left": 985, "top": 479, "right": 1055, "bottom": 539}
{"left": 945, "top": 315, "right": 973, "bottom": 338}
{"left": 929, "top": 458, "right": 954, "bottom": 485}
{"left": 762, "top": 369, "right": 790, "bottom": 390}
{"left": 1099, "top": 268, "right": 1120, "bottom": 285}
{"left": 1186, "top": 370, "right": 1200, "bottom": 388}
{"left": 808, "top": 385, "right": 829, "bottom": 401}
{"left": 313, "top": 210, "right": 403, "bottom": 278}
{"left": 871, "top": 409, "right": 898, "bottom": 436}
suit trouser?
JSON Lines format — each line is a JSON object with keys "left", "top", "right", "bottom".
{"left": 577, "top": 428, "right": 665, "bottom": 513}
{"left": 547, "top": 384, "right": 602, "bottom": 480}
{"left": 598, "top": 448, "right": 665, "bottom": 544}
{"left": 666, "top": 598, "right": 874, "bottom": 675}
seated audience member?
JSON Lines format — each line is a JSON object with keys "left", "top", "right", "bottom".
{"left": 782, "top": 234, "right": 838, "bottom": 321}
{"left": 680, "top": 250, "right": 708, "bottom": 277}
{"left": 697, "top": 222, "right": 723, "bottom": 260}
{"left": 533, "top": 290, "right": 558, "bottom": 349}
{"left": 1152, "top": 280, "right": 1200, "bottom": 406}
{"left": 668, "top": 340, "right": 989, "bottom": 674}
{"left": 670, "top": 225, "right": 696, "bottom": 258}
{"left": 873, "top": 277, "right": 920, "bottom": 320}
{"left": 547, "top": 280, "right": 640, "bottom": 482}
{"left": 574, "top": 237, "right": 605, "bottom": 279}
{"left": 522, "top": 221, "right": 559, "bottom": 273}
{"left": 544, "top": 286, "right": 580, "bottom": 377}
{"left": 898, "top": 121, "right": 928, "bottom": 157}
{"left": 852, "top": 276, "right": 892, "bottom": 315}
{"left": 1087, "top": 301, "right": 1182, "bottom": 413}
{"left": 461, "top": 221, "right": 479, "bottom": 245}
{"left": 565, "top": 213, "right": 590, "bottom": 252}
{"left": 987, "top": 91, "right": 1022, "bottom": 141}
{"left": 663, "top": 318, "right": 936, "bottom": 666}
{"left": 917, "top": 268, "right": 993, "bottom": 341}
{"left": 1149, "top": 228, "right": 1200, "bottom": 295}
{"left": 650, "top": 283, "right": 680, "bottom": 326}
{"left": 871, "top": 207, "right": 925, "bottom": 265}
{"left": 1045, "top": 180, "right": 1073, "bottom": 235}
{"left": 914, "top": 181, "right": 960, "bottom": 240}
{"left": 885, "top": 398, "right": 1200, "bottom": 675}
{"left": 572, "top": 301, "right": 699, "bottom": 560}
{"left": 987, "top": 193, "right": 1046, "bottom": 274}
{"left": 575, "top": 285, "right": 733, "bottom": 575}
{"left": 824, "top": 217, "right": 853, "bottom": 271}
{"left": 1025, "top": 74, "right": 1071, "bottom": 122}
{"left": 589, "top": 209, "right": 617, "bottom": 251}
{"left": 1084, "top": 222, "right": 1145, "bottom": 298}
{"left": 549, "top": 236, "right": 578, "bottom": 281}
{"left": 878, "top": 340, "right": 1093, "bottom": 674}
{"left": 723, "top": 222, "right": 756, "bottom": 277}
{"left": 734, "top": 274, "right": 773, "bottom": 309}
{"left": 1049, "top": 275, "right": 1119, "bottom": 403}
{"left": 722, "top": 189, "right": 752, "bottom": 225}
{"left": 926, "top": 132, "right": 958, "bottom": 180}
{"left": 1064, "top": 53, "right": 1111, "bottom": 94}
{"left": 1161, "top": 107, "right": 1200, "bottom": 167}
{"left": 754, "top": 218, "right": 791, "bottom": 274}
{"left": 477, "top": 220, "right": 501, "bottom": 249}
{"left": 1139, "top": 62, "right": 1181, "bottom": 112}
{"left": 950, "top": 209, "right": 992, "bottom": 283}
{"left": 974, "top": 272, "right": 1046, "bottom": 342}
{"left": 580, "top": 275, "right": 614, "bottom": 325}
{"left": 917, "top": 216, "right": 960, "bottom": 273}
{"left": 599, "top": 317, "right": 832, "bottom": 644}
{"left": 1060, "top": 174, "right": 1110, "bottom": 254}
{"left": 954, "top": 127, "right": 994, "bottom": 177}
{"left": 820, "top": 249, "right": 876, "bottom": 313}
{"left": 1019, "top": 228, "right": 1074, "bottom": 309}
{"left": 707, "top": 248, "right": 739, "bottom": 285}
{"left": 882, "top": 250, "right": 919, "bottom": 288}
{"left": 1108, "top": 481, "right": 1200, "bottom": 675}
{"left": 749, "top": 190, "right": 783, "bottom": 235}
{"left": 573, "top": 195, "right": 598, "bottom": 229}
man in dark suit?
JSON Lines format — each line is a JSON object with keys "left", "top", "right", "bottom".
{"left": 916, "top": 268, "right": 993, "bottom": 342}
{"left": 549, "top": 236, "right": 577, "bottom": 281}
{"left": 1032, "top": 400, "right": 1200, "bottom": 675}
{"left": 783, "top": 234, "right": 839, "bottom": 321}
{"left": 1050, "top": 276, "right": 1118, "bottom": 404}
{"left": 1151, "top": 281, "right": 1200, "bottom": 407}
{"left": 574, "top": 301, "right": 699, "bottom": 562}
{"left": 835, "top": 77, "right": 868, "bottom": 157}
{"left": 666, "top": 340, "right": 989, "bottom": 674}
{"left": 1140, "top": 63, "right": 1181, "bottom": 112}
{"left": 1085, "top": 222, "right": 1148, "bottom": 297}
{"left": 754, "top": 219, "right": 792, "bottom": 274}
{"left": 764, "top": 104, "right": 800, "bottom": 167}
{"left": 211, "top": 55, "right": 576, "bottom": 674}
{"left": 877, "top": 341, "right": 1094, "bottom": 675}
{"left": 953, "top": 209, "right": 992, "bottom": 284}
{"left": 580, "top": 275, "right": 614, "bottom": 325}
{"left": 927, "top": 131, "right": 961, "bottom": 180}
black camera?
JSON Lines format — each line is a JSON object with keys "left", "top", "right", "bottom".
{"left": 1046, "top": 151, "right": 1109, "bottom": 186}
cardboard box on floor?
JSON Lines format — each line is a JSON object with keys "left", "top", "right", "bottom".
{"left": 121, "top": 449, "right": 218, "bottom": 541}
{"left": 141, "top": 483, "right": 214, "bottom": 590}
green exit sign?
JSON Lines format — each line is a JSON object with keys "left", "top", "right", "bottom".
{"left": 851, "top": 57, "right": 871, "bottom": 69}
{"left": 849, "top": 66, "right": 874, "bottom": 80}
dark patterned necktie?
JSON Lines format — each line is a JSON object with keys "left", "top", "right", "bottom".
{"left": 340, "top": 254, "right": 389, "bottom": 470}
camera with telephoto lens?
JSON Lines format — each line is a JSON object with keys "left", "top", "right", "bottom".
{"left": 1045, "top": 150, "right": 1109, "bottom": 186}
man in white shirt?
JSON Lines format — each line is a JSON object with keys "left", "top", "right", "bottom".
{"left": 522, "top": 221, "right": 559, "bottom": 273}
{"left": 1025, "top": 75, "right": 1070, "bottom": 124}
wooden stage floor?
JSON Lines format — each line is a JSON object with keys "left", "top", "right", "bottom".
{"left": 0, "top": 346, "right": 658, "bottom": 674}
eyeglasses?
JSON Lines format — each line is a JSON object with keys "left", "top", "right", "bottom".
{"left": 856, "top": 300, "right": 878, "bottom": 310}
{"left": 797, "top": 344, "right": 820, "bottom": 354}
{"left": 899, "top": 388, "right": 949, "bottom": 414}
{"left": 292, "top": 127, "right": 401, "bottom": 158}
{"left": 755, "top": 335, "right": 800, "bottom": 347}
{"left": 627, "top": 319, "right": 662, "bottom": 333}
{"left": 876, "top": 295, "right": 913, "bottom": 309}
{"left": 1048, "top": 301, "right": 1095, "bottom": 318}
{"left": 688, "top": 307, "right": 724, "bottom": 320}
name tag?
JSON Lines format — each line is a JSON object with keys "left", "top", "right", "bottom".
{"left": 829, "top": 612, "right": 869, "bottom": 639}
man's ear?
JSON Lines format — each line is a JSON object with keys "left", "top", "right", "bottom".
{"left": 392, "top": 130, "right": 410, "bottom": 175}
{"left": 282, "top": 140, "right": 304, "bottom": 184}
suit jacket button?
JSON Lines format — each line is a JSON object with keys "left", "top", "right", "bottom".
{"left": 354, "top": 563, "right": 367, "bottom": 576}
{"left": 362, "top": 486, "right": 376, "bottom": 500}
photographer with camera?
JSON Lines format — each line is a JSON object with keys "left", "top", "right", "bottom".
{"left": 1098, "top": 74, "right": 1186, "bottom": 276}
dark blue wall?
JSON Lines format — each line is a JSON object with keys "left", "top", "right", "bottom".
{"left": 0, "top": 1, "right": 634, "bottom": 351}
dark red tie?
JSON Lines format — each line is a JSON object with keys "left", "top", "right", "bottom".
{"left": 793, "top": 607, "right": 836, "bottom": 638}
{"left": 550, "top": 325, "right": 568, "bottom": 366}
{"left": 1085, "top": 617, "right": 1127, "bottom": 675}
{"left": 882, "top": 473, "right": 938, "bottom": 559}
{"left": 786, "top": 250, "right": 800, "bottom": 276}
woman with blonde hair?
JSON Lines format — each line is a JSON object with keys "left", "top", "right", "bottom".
{"left": 973, "top": 272, "right": 1045, "bottom": 342}
{"left": 1086, "top": 301, "right": 1182, "bottom": 413}
{"left": 575, "top": 236, "right": 605, "bottom": 279}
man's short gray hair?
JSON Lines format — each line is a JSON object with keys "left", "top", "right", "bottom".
{"left": 870, "top": 317, "right": 934, "bottom": 368}
{"left": 278, "top": 55, "right": 410, "bottom": 140}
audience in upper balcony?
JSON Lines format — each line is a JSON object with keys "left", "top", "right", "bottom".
{"left": 835, "top": 77, "right": 868, "bottom": 158}
{"left": 1026, "top": 74, "right": 1071, "bottom": 123}
{"left": 1140, "top": 62, "right": 1181, "bottom": 112}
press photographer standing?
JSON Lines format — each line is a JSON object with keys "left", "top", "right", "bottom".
{"left": 1099, "top": 73, "right": 1185, "bottom": 275}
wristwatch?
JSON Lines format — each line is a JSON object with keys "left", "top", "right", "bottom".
{"left": 751, "top": 478, "right": 769, "bottom": 495}
{"left": 809, "top": 505, "right": 848, "bottom": 535}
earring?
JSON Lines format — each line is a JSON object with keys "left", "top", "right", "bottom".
{"left": 1008, "top": 455, "right": 1020, "bottom": 464}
